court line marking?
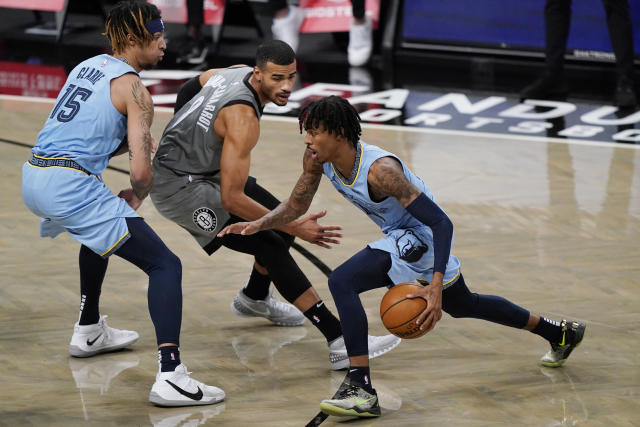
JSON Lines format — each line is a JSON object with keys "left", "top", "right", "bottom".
{"left": 2, "top": 94, "right": 638, "bottom": 151}
{"left": 260, "top": 114, "right": 640, "bottom": 150}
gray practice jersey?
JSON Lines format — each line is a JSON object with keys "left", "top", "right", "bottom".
{"left": 153, "top": 66, "right": 263, "bottom": 179}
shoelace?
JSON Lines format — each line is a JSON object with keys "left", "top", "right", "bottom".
{"left": 268, "top": 295, "right": 293, "bottom": 312}
{"left": 99, "top": 316, "right": 113, "bottom": 342}
{"left": 336, "top": 384, "right": 361, "bottom": 399}
{"left": 181, "top": 368, "right": 207, "bottom": 390}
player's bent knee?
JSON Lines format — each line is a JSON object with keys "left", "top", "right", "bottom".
{"left": 252, "top": 232, "right": 290, "bottom": 265}
{"left": 261, "top": 230, "right": 289, "bottom": 251}
{"left": 159, "top": 249, "right": 182, "bottom": 277}
{"left": 327, "top": 268, "right": 352, "bottom": 296}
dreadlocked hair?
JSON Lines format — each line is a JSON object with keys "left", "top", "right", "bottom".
{"left": 104, "top": 0, "right": 161, "bottom": 54}
{"left": 298, "top": 96, "right": 362, "bottom": 148}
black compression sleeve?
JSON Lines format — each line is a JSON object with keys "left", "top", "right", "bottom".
{"left": 174, "top": 76, "right": 202, "bottom": 113}
{"left": 405, "top": 193, "right": 453, "bottom": 274}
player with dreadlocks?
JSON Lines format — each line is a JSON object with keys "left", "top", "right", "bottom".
{"left": 219, "top": 95, "right": 586, "bottom": 418}
{"left": 22, "top": 0, "right": 224, "bottom": 406}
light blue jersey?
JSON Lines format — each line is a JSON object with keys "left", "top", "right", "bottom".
{"left": 33, "top": 55, "right": 134, "bottom": 175}
{"left": 323, "top": 141, "right": 461, "bottom": 286}
{"left": 22, "top": 55, "right": 138, "bottom": 257}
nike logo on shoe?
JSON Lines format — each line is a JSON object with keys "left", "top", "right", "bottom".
{"left": 86, "top": 334, "right": 102, "bottom": 346}
{"left": 354, "top": 396, "right": 375, "bottom": 406}
{"left": 165, "top": 380, "right": 203, "bottom": 401}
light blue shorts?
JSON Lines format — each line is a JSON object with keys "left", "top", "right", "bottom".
{"left": 22, "top": 162, "right": 137, "bottom": 257}
{"left": 368, "top": 224, "right": 461, "bottom": 287}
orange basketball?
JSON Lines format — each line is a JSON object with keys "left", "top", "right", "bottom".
{"left": 380, "top": 283, "right": 428, "bottom": 339}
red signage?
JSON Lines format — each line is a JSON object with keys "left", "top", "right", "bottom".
{"left": 148, "top": 0, "right": 378, "bottom": 31}
{"left": 0, "top": 0, "right": 65, "bottom": 11}
{"left": 299, "top": 0, "right": 379, "bottom": 33}
{"left": 0, "top": 62, "right": 67, "bottom": 98}
{"left": 149, "top": 0, "right": 225, "bottom": 25}
{"left": 203, "top": 0, "right": 225, "bottom": 26}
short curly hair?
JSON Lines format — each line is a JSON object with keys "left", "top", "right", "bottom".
{"left": 298, "top": 96, "right": 362, "bottom": 148}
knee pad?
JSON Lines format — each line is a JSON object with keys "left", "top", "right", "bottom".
{"left": 254, "top": 231, "right": 290, "bottom": 262}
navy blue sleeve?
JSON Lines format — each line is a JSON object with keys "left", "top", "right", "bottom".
{"left": 405, "top": 193, "right": 453, "bottom": 274}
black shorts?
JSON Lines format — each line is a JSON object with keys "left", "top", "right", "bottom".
{"left": 203, "top": 176, "right": 293, "bottom": 255}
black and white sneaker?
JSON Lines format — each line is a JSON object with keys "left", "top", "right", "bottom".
{"left": 69, "top": 315, "right": 139, "bottom": 358}
{"left": 149, "top": 364, "right": 225, "bottom": 407}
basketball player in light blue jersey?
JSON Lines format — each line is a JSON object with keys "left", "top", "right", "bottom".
{"left": 218, "top": 95, "right": 587, "bottom": 418}
{"left": 22, "top": 0, "right": 224, "bottom": 407}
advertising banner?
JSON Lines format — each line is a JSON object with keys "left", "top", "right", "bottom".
{"left": 0, "top": 0, "right": 65, "bottom": 11}
{"left": 299, "top": 0, "right": 379, "bottom": 33}
{"left": 0, "top": 62, "right": 66, "bottom": 98}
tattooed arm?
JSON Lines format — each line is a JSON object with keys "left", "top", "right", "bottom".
{"left": 367, "top": 156, "right": 421, "bottom": 206}
{"left": 217, "top": 147, "right": 342, "bottom": 248}
{"left": 110, "top": 73, "right": 155, "bottom": 209}
{"left": 124, "top": 75, "right": 154, "bottom": 200}
{"left": 258, "top": 147, "right": 324, "bottom": 229}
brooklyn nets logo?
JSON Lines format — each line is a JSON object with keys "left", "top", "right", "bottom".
{"left": 193, "top": 207, "right": 217, "bottom": 232}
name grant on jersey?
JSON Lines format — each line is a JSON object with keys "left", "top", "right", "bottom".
{"left": 197, "top": 75, "right": 228, "bottom": 132}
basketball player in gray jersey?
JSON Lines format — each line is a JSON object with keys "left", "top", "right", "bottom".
{"left": 151, "top": 40, "right": 401, "bottom": 370}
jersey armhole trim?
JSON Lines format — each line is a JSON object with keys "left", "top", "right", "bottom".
{"left": 221, "top": 100, "right": 260, "bottom": 119}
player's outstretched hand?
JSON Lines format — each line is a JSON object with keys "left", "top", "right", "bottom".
{"left": 217, "top": 221, "right": 260, "bottom": 237}
{"left": 118, "top": 188, "right": 144, "bottom": 210}
{"left": 293, "top": 209, "right": 343, "bottom": 249}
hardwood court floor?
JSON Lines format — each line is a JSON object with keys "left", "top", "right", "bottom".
{"left": 1, "top": 95, "right": 639, "bottom": 426}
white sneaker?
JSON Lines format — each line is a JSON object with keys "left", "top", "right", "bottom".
{"left": 69, "top": 315, "right": 139, "bottom": 358}
{"left": 149, "top": 364, "right": 225, "bottom": 407}
{"left": 271, "top": 5, "right": 305, "bottom": 52}
{"left": 329, "top": 334, "right": 401, "bottom": 370}
{"left": 231, "top": 291, "right": 305, "bottom": 326}
{"left": 348, "top": 16, "right": 373, "bottom": 67}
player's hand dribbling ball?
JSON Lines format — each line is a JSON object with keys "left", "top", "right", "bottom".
{"left": 380, "top": 283, "right": 429, "bottom": 339}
